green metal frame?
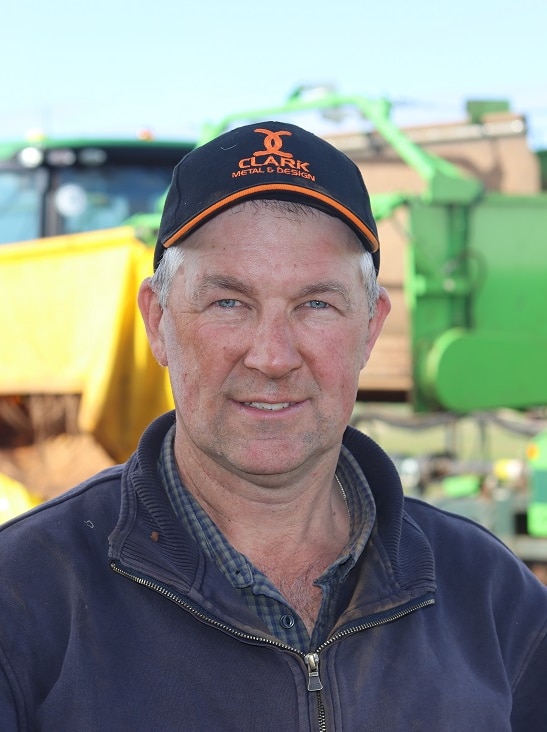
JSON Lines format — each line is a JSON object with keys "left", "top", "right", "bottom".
{"left": 409, "top": 192, "right": 547, "bottom": 412}
{"left": 198, "top": 93, "right": 483, "bottom": 207}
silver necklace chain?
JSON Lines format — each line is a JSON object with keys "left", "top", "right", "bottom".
{"left": 334, "top": 473, "right": 349, "bottom": 513}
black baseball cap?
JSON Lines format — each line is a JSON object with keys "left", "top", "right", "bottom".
{"left": 154, "top": 120, "right": 380, "bottom": 273}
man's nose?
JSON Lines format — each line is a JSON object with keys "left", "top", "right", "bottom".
{"left": 242, "top": 313, "right": 303, "bottom": 378}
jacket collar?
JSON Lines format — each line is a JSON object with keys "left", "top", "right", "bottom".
{"left": 109, "top": 413, "right": 436, "bottom": 630}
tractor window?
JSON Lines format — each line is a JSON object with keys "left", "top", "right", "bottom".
{"left": 54, "top": 165, "right": 173, "bottom": 235}
{"left": 0, "top": 169, "right": 46, "bottom": 244}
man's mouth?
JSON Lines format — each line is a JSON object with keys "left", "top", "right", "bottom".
{"left": 243, "top": 402, "right": 293, "bottom": 411}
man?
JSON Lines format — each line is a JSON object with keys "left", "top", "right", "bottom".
{"left": 1, "top": 122, "right": 546, "bottom": 731}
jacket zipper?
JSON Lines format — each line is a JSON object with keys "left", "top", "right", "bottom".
{"left": 303, "top": 597, "right": 436, "bottom": 732}
{"left": 111, "top": 560, "right": 434, "bottom": 731}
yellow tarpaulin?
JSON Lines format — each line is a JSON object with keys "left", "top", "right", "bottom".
{"left": 0, "top": 472, "right": 39, "bottom": 524}
{"left": 0, "top": 228, "right": 173, "bottom": 462}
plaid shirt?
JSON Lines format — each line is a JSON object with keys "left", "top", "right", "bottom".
{"left": 159, "top": 425, "right": 376, "bottom": 652}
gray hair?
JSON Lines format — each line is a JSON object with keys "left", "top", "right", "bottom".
{"left": 149, "top": 202, "right": 380, "bottom": 318}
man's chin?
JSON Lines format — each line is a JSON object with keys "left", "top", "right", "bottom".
{"left": 215, "top": 438, "right": 328, "bottom": 481}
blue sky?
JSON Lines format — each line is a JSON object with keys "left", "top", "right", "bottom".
{"left": 2, "top": 0, "right": 546, "bottom": 148}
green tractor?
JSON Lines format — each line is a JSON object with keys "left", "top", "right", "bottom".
{"left": 0, "top": 135, "right": 194, "bottom": 245}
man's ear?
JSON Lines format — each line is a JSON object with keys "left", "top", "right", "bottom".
{"left": 138, "top": 278, "right": 168, "bottom": 367}
{"left": 361, "top": 287, "right": 391, "bottom": 368}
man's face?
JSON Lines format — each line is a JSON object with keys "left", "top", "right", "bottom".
{"left": 140, "top": 204, "right": 390, "bottom": 485}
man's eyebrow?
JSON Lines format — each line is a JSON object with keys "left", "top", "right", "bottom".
{"left": 295, "top": 282, "right": 353, "bottom": 308}
{"left": 194, "top": 275, "right": 256, "bottom": 299}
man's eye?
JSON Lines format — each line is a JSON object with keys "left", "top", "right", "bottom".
{"left": 216, "top": 298, "right": 239, "bottom": 308}
{"left": 307, "top": 300, "right": 329, "bottom": 309}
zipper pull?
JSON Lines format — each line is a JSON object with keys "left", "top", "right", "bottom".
{"left": 304, "top": 652, "right": 323, "bottom": 691}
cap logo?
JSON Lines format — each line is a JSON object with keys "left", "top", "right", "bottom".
{"left": 234, "top": 128, "right": 315, "bottom": 181}
{"left": 253, "top": 128, "right": 293, "bottom": 159}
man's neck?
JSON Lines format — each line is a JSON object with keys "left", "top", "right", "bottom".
{"left": 173, "top": 438, "right": 350, "bottom": 573}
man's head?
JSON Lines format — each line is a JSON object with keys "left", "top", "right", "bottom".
{"left": 153, "top": 120, "right": 380, "bottom": 275}
{"left": 139, "top": 122, "right": 390, "bottom": 485}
